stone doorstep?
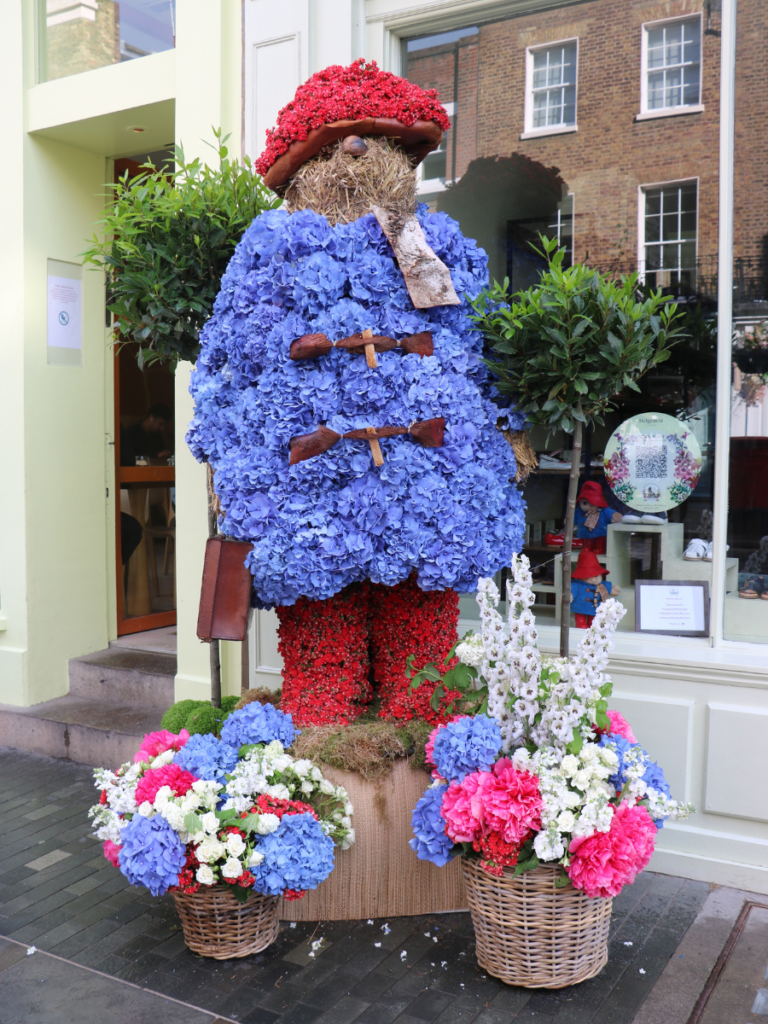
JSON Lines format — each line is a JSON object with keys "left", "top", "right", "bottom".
{"left": 68, "top": 647, "right": 177, "bottom": 711}
{"left": 0, "top": 696, "right": 164, "bottom": 769}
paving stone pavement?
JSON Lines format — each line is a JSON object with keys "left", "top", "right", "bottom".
{"left": 0, "top": 747, "right": 713, "bottom": 1024}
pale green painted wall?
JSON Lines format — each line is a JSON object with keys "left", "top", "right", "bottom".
{"left": 0, "top": 0, "right": 245, "bottom": 708}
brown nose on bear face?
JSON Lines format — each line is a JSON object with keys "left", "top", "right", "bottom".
{"left": 341, "top": 135, "right": 369, "bottom": 156}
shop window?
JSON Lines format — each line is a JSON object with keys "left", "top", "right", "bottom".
{"left": 38, "top": 0, "right": 175, "bottom": 83}
{"left": 641, "top": 17, "right": 702, "bottom": 116}
{"left": 640, "top": 182, "right": 698, "bottom": 293}
{"left": 523, "top": 41, "right": 578, "bottom": 137}
{"left": 406, "top": 10, "right": 721, "bottom": 640}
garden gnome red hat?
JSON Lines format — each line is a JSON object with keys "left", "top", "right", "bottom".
{"left": 576, "top": 481, "right": 608, "bottom": 508}
{"left": 256, "top": 59, "right": 450, "bottom": 192}
{"left": 571, "top": 548, "right": 609, "bottom": 580}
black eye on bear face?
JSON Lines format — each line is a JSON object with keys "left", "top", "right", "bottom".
{"left": 341, "top": 136, "right": 369, "bottom": 157}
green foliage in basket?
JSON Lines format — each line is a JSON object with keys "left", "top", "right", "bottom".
{"left": 407, "top": 635, "right": 488, "bottom": 717}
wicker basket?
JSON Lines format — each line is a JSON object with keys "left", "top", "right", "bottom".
{"left": 462, "top": 860, "right": 612, "bottom": 988}
{"left": 172, "top": 886, "right": 280, "bottom": 959}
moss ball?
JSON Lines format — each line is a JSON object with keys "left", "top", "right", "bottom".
{"left": 185, "top": 703, "right": 227, "bottom": 737}
{"left": 161, "top": 699, "right": 203, "bottom": 734}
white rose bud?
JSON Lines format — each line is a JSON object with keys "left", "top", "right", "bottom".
{"left": 300, "top": 781, "right": 314, "bottom": 795}
{"left": 341, "top": 816, "right": 352, "bottom": 829}
{"left": 557, "top": 811, "right": 576, "bottom": 833}
{"left": 248, "top": 850, "right": 264, "bottom": 867}
{"left": 196, "top": 865, "right": 215, "bottom": 885}
{"left": 344, "top": 802, "right": 353, "bottom": 816}
{"left": 201, "top": 812, "right": 219, "bottom": 834}
{"left": 226, "top": 833, "right": 246, "bottom": 858}
{"left": 221, "top": 858, "right": 242, "bottom": 879}
{"left": 319, "top": 780, "right": 335, "bottom": 796}
{"left": 138, "top": 802, "right": 154, "bottom": 818}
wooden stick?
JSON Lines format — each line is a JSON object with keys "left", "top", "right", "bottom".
{"left": 366, "top": 425, "right": 384, "bottom": 466}
{"left": 362, "top": 328, "right": 377, "bottom": 369}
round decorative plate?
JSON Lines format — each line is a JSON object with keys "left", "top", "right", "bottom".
{"left": 603, "top": 412, "right": 702, "bottom": 512}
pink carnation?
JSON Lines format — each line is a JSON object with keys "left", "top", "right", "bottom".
{"left": 441, "top": 759, "right": 542, "bottom": 846}
{"left": 134, "top": 764, "right": 198, "bottom": 806}
{"left": 103, "top": 840, "right": 121, "bottom": 868}
{"left": 479, "top": 759, "right": 542, "bottom": 845}
{"left": 606, "top": 711, "right": 636, "bottom": 744}
{"left": 567, "top": 802, "right": 657, "bottom": 899}
{"left": 133, "top": 728, "right": 190, "bottom": 763}
{"left": 441, "top": 772, "right": 491, "bottom": 843}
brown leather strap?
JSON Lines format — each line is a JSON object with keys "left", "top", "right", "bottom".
{"left": 289, "top": 417, "right": 445, "bottom": 466}
{"left": 197, "top": 537, "right": 253, "bottom": 642}
{"left": 289, "top": 331, "right": 433, "bottom": 361}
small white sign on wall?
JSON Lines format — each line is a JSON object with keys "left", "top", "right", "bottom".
{"left": 47, "top": 259, "right": 82, "bottom": 366}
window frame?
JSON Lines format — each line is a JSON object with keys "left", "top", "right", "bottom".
{"left": 636, "top": 178, "right": 700, "bottom": 289}
{"left": 638, "top": 13, "right": 705, "bottom": 121}
{"left": 521, "top": 37, "right": 579, "bottom": 140}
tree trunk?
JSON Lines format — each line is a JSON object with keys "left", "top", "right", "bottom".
{"left": 559, "top": 413, "right": 584, "bottom": 658}
{"left": 206, "top": 464, "right": 222, "bottom": 709}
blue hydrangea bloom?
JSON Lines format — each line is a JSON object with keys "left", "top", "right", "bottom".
{"left": 432, "top": 715, "right": 502, "bottom": 783}
{"left": 187, "top": 206, "right": 525, "bottom": 607}
{"left": 173, "top": 733, "right": 239, "bottom": 786}
{"left": 409, "top": 783, "right": 454, "bottom": 866}
{"left": 220, "top": 702, "right": 296, "bottom": 749}
{"left": 250, "top": 813, "right": 335, "bottom": 896}
{"left": 118, "top": 815, "right": 186, "bottom": 896}
{"left": 642, "top": 758, "right": 671, "bottom": 828}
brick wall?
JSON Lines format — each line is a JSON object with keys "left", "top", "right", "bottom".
{"left": 45, "top": 2, "right": 119, "bottom": 82}
{"left": 407, "top": 0, "right": 767, "bottom": 289}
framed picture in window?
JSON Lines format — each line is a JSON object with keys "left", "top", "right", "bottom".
{"left": 635, "top": 580, "right": 709, "bottom": 637}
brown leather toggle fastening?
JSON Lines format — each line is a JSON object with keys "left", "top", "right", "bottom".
{"left": 289, "top": 417, "right": 445, "bottom": 466}
{"left": 289, "top": 329, "right": 433, "bottom": 362}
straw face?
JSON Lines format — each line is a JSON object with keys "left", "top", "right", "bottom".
{"left": 284, "top": 137, "right": 418, "bottom": 226}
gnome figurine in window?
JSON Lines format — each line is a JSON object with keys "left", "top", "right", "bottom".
{"left": 570, "top": 548, "right": 620, "bottom": 628}
{"left": 187, "top": 61, "right": 525, "bottom": 726}
{"left": 574, "top": 481, "right": 622, "bottom": 555}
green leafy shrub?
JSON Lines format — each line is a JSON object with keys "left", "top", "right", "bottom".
{"left": 82, "top": 130, "right": 281, "bottom": 367}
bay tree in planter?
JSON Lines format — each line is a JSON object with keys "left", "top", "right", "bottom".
{"left": 471, "top": 237, "right": 685, "bottom": 656}
{"left": 83, "top": 131, "right": 280, "bottom": 704}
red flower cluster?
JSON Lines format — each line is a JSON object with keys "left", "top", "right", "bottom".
{"left": 473, "top": 829, "right": 535, "bottom": 877}
{"left": 251, "top": 794, "right": 319, "bottom": 821}
{"left": 284, "top": 889, "right": 307, "bottom": 902}
{"left": 277, "top": 583, "right": 372, "bottom": 726}
{"left": 278, "top": 577, "right": 460, "bottom": 726}
{"left": 169, "top": 848, "right": 200, "bottom": 895}
{"left": 223, "top": 870, "right": 255, "bottom": 888}
{"left": 370, "top": 576, "right": 460, "bottom": 723}
{"left": 255, "top": 59, "right": 450, "bottom": 176}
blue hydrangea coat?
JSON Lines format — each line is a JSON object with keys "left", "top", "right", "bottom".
{"left": 187, "top": 206, "right": 525, "bottom": 607}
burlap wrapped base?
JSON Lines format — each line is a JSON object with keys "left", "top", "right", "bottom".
{"left": 279, "top": 760, "right": 466, "bottom": 920}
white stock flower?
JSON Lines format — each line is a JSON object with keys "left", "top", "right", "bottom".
{"left": 221, "top": 858, "right": 242, "bottom": 879}
{"left": 196, "top": 865, "right": 215, "bottom": 885}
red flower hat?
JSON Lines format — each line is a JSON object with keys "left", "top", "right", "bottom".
{"left": 256, "top": 59, "right": 450, "bottom": 191}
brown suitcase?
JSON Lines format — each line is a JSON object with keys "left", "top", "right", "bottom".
{"left": 196, "top": 537, "right": 253, "bottom": 642}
